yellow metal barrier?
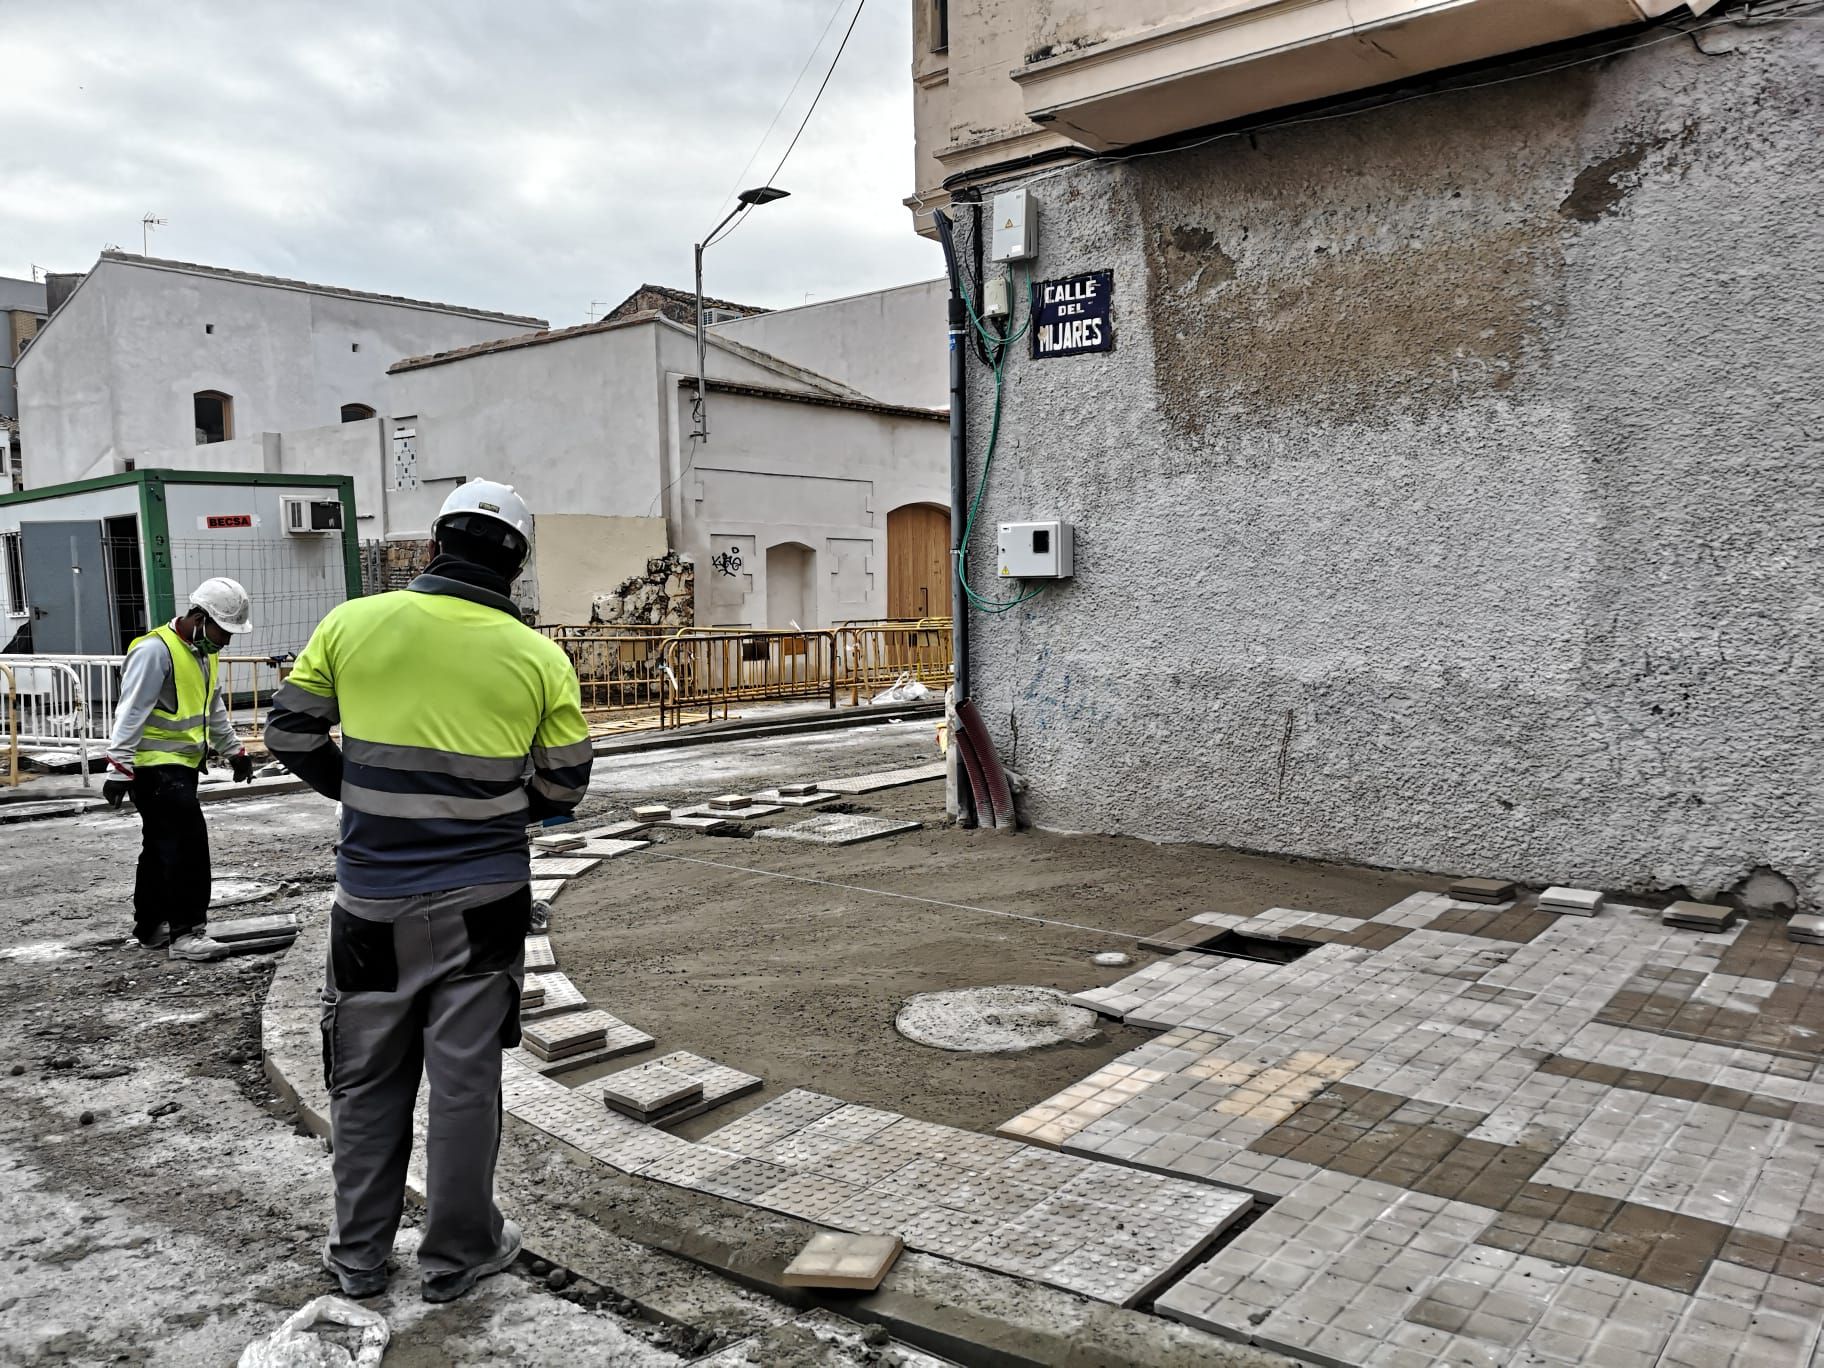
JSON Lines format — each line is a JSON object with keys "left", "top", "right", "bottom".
{"left": 218, "top": 655, "right": 290, "bottom": 742}
{"left": 537, "top": 629, "right": 670, "bottom": 716}
{"left": 660, "top": 630, "right": 838, "bottom": 726}
{"left": 836, "top": 621, "right": 955, "bottom": 704}
{"left": 0, "top": 662, "right": 18, "bottom": 788}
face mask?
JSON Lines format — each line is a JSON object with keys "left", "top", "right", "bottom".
{"left": 198, "top": 632, "right": 225, "bottom": 655}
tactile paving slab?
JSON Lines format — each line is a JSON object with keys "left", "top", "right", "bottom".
{"left": 782, "top": 1231, "right": 904, "bottom": 1290}
{"left": 527, "top": 856, "right": 601, "bottom": 878}
{"left": 520, "top": 970, "right": 588, "bottom": 1020}
{"left": 209, "top": 914, "right": 301, "bottom": 942}
{"left": 818, "top": 762, "right": 946, "bottom": 794}
{"left": 757, "top": 814, "right": 923, "bottom": 846}
{"left": 674, "top": 1089, "right": 1252, "bottom": 1307}
{"left": 575, "top": 838, "right": 649, "bottom": 859}
{"left": 522, "top": 935, "right": 556, "bottom": 971}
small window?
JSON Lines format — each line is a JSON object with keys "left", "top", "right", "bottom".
{"left": 204, "top": 323, "right": 214, "bottom": 335}
{"left": 340, "top": 403, "right": 376, "bottom": 423}
{"left": 194, "top": 390, "right": 233, "bottom": 445}
{"left": 931, "top": 0, "right": 948, "bottom": 51}
{"left": 1, "top": 530, "right": 25, "bottom": 613}
{"left": 350, "top": 342, "right": 361, "bottom": 353}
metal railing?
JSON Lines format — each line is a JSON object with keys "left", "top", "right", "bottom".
{"left": 534, "top": 629, "right": 670, "bottom": 716}
{"left": 0, "top": 657, "right": 94, "bottom": 785}
{"left": 836, "top": 620, "right": 954, "bottom": 703}
{"left": 659, "top": 629, "right": 838, "bottom": 726}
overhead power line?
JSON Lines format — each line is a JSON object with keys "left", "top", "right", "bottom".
{"left": 709, "top": 0, "right": 849, "bottom": 229}
{"left": 708, "top": 0, "right": 869, "bottom": 249}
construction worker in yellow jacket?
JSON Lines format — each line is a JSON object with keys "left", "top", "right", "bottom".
{"left": 264, "top": 480, "right": 591, "bottom": 1304}
{"left": 103, "top": 577, "right": 257, "bottom": 961}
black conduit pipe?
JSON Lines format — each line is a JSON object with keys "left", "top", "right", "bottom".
{"left": 933, "top": 207, "right": 977, "bottom": 829}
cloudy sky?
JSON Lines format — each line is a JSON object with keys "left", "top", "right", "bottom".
{"left": 0, "top": 0, "right": 941, "bottom": 326}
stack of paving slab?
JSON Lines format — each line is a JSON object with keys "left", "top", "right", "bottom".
{"left": 599, "top": 1052, "right": 763, "bottom": 1125}
{"left": 601, "top": 1059, "right": 704, "bottom": 1122}
{"left": 209, "top": 912, "right": 301, "bottom": 955}
{"left": 1538, "top": 886, "right": 1604, "bottom": 917}
{"left": 677, "top": 794, "right": 783, "bottom": 821}
{"left": 755, "top": 782, "right": 836, "bottom": 807}
{"left": 517, "top": 1008, "right": 652, "bottom": 1074}
{"left": 1662, "top": 899, "right": 1738, "bottom": 933}
{"left": 521, "top": 970, "right": 588, "bottom": 1020}
{"left": 1448, "top": 877, "right": 1516, "bottom": 905}
{"left": 1788, "top": 913, "right": 1824, "bottom": 945}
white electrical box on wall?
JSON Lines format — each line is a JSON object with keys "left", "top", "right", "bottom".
{"left": 990, "top": 188, "right": 1037, "bottom": 262}
{"left": 998, "top": 520, "right": 1074, "bottom": 579}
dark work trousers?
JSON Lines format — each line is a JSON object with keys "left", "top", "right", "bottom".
{"left": 131, "top": 764, "right": 211, "bottom": 942}
{"left": 320, "top": 885, "right": 528, "bottom": 1282}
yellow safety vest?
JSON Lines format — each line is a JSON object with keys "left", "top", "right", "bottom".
{"left": 128, "top": 623, "right": 218, "bottom": 770}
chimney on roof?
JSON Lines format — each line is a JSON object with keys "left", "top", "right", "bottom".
{"left": 46, "top": 273, "right": 86, "bottom": 313}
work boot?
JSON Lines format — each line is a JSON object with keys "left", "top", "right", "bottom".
{"left": 137, "top": 922, "right": 171, "bottom": 949}
{"left": 421, "top": 1219, "right": 522, "bottom": 1303}
{"left": 322, "top": 1249, "right": 389, "bottom": 1299}
{"left": 168, "top": 931, "right": 231, "bottom": 962}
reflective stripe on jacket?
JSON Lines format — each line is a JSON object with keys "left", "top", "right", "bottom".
{"left": 263, "top": 571, "right": 592, "bottom": 898}
{"left": 128, "top": 624, "right": 217, "bottom": 770}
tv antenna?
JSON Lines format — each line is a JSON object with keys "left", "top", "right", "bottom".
{"left": 141, "top": 214, "right": 166, "bottom": 255}
{"left": 586, "top": 300, "right": 611, "bottom": 323}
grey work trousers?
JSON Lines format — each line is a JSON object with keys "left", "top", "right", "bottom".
{"left": 319, "top": 882, "right": 529, "bottom": 1280}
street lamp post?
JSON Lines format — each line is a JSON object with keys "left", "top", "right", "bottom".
{"left": 693, "top": 185, "right": 790, "bottom": 441}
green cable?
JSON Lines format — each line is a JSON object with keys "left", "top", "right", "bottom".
{"left": 953, "top": 266, "right": 1048, "bottom": 616}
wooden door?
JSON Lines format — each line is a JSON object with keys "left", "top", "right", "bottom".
{"left": 887, "top": 504, "right": 952, "bottom": 620}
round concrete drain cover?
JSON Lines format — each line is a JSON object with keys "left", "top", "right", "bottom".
{"left": 210, "top": 877, "right": 278, "bottom": 908}
{"left": 894, "top": 986, "right": 1099, "bottom": 1053}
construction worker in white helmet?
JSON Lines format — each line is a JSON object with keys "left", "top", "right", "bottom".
{"left": 266, "top": 479, "right": 591, "bottom": 1304}
{"left": 103, "top": 576, "right": 257, "bottom": 961}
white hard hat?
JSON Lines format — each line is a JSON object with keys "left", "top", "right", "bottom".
{"left": 189, "top": 577, "right": 253, "bottom": 633}
{"left": 434, "top": 479, "right": 534, "bottom": 571}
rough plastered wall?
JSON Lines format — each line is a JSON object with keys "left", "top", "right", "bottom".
{"left": 959, "top": 19, "right": 1824, "bottom": 908}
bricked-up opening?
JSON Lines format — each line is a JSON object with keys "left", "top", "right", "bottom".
{"left": 1190, "top": 930, "right": 1316, "bottom": 965}
{"left": 193, "top": 390, "right": 232, "bottom": 444}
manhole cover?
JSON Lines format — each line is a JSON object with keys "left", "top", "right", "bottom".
{"left": 894, "top": 986, "right": 1099, "bottom": 1053}
{"left": 210, "top": 877, "right": 278, "bottom": 908}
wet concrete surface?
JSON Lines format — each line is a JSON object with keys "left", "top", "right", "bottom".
{"left": 556, "top": 725, "right": 1434, "bottom": 1139}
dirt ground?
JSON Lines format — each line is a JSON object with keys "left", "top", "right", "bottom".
{"left": 562, "top": 724, "right": 1437, "bottom": 1138}
{"left": 0, "top": 799, "right": 687, "bottom": 1366}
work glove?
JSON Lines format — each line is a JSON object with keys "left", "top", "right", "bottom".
{"left": 103, "top": 777, "right": 133, "bottom": 809}
{"left": 231, "top": 752, "right": 255, "bottom": 784}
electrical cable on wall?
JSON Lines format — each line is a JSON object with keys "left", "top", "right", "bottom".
{"left": 952, "top": 261, "right": 1049, "bottom": 615}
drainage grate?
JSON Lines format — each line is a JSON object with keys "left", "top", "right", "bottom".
{"left": 1186, "top": 930, "right": 1316, "bottom": 965}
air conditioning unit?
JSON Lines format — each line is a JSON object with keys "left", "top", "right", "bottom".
{"left": 283, "top": 497, "right": 343, "bottom": 535}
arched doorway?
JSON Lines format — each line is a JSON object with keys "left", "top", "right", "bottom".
{"left": 765, "top": 542, "right": 815, "bottom": 630}
{"left": 887, "top": 503, "right": 951, "bottom": 620}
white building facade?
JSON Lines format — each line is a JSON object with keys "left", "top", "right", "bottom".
{"left": 384, "top": 299, "right": 949, "bottom": 629}
{"left": 17, "top": 252, "right": 544, "bottom": 487}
